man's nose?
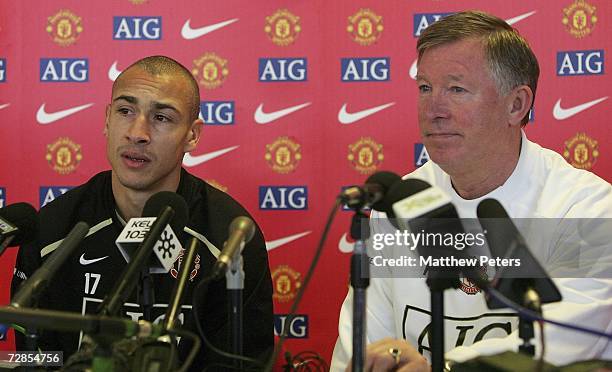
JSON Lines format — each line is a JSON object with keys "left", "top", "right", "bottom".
{"left": 422, "top": 90, "right": 451, "bottom": 121}
{"left": 126, "top": 114, "right": 151, "bottom": 144}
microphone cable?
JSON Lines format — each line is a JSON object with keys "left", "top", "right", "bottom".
{"left": 169, "top": 328, "right": 201, "bottom": 372}
{"left": 486, "top": 285, "right": 612, "bottom": 340}
{"left": 192, "top": 276, "right": 263, "bottom": 371}
{"left": 485, "top": 283, "right": 612, "bottom": 372}
{"left": 264, "top": 198, "right": 342, "bottom": 372}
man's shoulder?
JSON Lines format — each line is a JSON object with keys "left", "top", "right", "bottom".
{"left": 181, "top": 170, "right": 250, "bottom": 217}
{"left": 38, "top": 171, "right": 112, "bottom": 238}
{"left": 527, "top": 141, "right": 611, "bottom": 217}
{"left": 41, "top": 171, "right": 111, "bottom": 214}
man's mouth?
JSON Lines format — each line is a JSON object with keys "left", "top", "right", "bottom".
{"left": 121, "top": 151, "right": 150, "bottom": 163}
{"left": 425, "top": 132, "right": 461, "bottom": 139}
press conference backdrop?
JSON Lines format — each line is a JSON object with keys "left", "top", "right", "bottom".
{"left": 0, "top": 0, "right": 610, "bottom": 364}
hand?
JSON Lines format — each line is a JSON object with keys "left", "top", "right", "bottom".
{"left": 346, "top": 338, "right": 430, "bottom": 372}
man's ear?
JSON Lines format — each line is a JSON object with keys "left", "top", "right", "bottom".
{"left": 184, "top": 118, "right": 203, "bottom": 152}
{"left": 507, "top": 85, "right": 533, "bottom": 127}
{"left": 104, "top": 104, "right": 111, "bottom": 136}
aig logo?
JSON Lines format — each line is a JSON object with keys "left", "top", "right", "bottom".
{"left": 0, "top": 59, "right": 5, "bottom": 82}
{"left": 200, "top": 101, "right": 235, "bottom": 125}
{"left": 259, "top": 58, "right": 307, "bottom": 81}
{"left": 413, "top": 13, "right": 453, "bottom": 37}
{"left": 274, "top": 314, "right": 308, "bottom": 338}
{"left": 557, "top": 50, "right": 604, "bottom": 76}
{"left": 40, "top": 59, "right": 88, "bottom": 82}
{"left": 259, "top": 186, "right": 307, "bottom": 210}
{"left": 341, "top": 58, "right": 389, "bottom": 81}
{"left": 414, "top": 143, "right": 429, "bottom": 168}
{"left": 113, "top": 16, "right": 162, "bottom": 40}
{"left": 40, "top": 186, "right": 73, "bottom": 208}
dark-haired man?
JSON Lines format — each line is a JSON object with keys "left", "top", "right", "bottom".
{"left": 331, "top": 11, "right": 611, "bottom": 371}
{"left": 12, "top": 56, "right": 273, "bottom": 370}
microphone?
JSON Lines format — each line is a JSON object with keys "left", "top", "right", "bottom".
{"left": 383, "top": 179, "right": 490, "bottom": 286}
{"left": 210, "top": 216, "right": 255, "bottom": 280}
{"left": 383, "top": 179, "right": 482, "bottom": 372}
{"left": 115, "top": 192, "right": 189, "bottom": 273}
{"left": 0, "top": 306, "right": 163, "bottom": 339}
{"left": 11, "top": 221, "right": 89, "bottom": 308}
{"left": 476, "top": 198, "right": 562, "bottom": 309}
{"left": 340, "top": 171, "right": 401, "bottom": 211}
{"left": 0, "top": 202, "right": 38, "bottom": 255}
{"left": 98, "top": 192, "right": 189, "bottom": 317}
{"left": 384, "top": 178, "right": 457, "bottom": 221}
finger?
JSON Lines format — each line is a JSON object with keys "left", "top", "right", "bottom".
{"left": 396, "top": 356, "right": 431, "bottom": 372}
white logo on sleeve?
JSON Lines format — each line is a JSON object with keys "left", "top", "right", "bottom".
{"left": 79, "top": 253, "right": 109, "bottom": 266}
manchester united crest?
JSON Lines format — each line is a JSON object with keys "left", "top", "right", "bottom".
{"left": 265, "top": 136, "right": 302, "bottom": 174}
{"left": 192, "top": 53, "right": 229, "bottom": 90}
{"left": 46, "top": 10, "right": 83, "bottom": 47}
{"left": 459, "top": 267, "right": 487, "bottom": 295}
{"left": 563, "top": 133, "right": 599, "bottom": 170}
{"left": 347, "top": 9, "right": 383, "bottom": 46}
{"left": 348, "top": 137, "right": 384, "bottom": 174}
{"left": 169, "top": 249, "right": 201, "bottom": 281}
{"left": 46, "top": 137, "right": 82, "bottom": 175}
{"left": 562, "top": 0, "right": 597, "bottom": 38}
{"left": 265, "top": 9, "right": 301, "bottom": 46}
{"left": 272, "top": 265, "right": 302, "bottom": 303}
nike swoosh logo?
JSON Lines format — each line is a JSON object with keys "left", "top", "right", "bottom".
{"left": 266, "top": 231, "right": 311, "bottom": 251}
{"left": 36, "top": 103, "right": 94, "bottom": 124}
{"left": 254, "top": 102, "right": 311, "bottom": 124}
{"left": 338, "top": 102, "right": 395, "bottom": 124}
{"left": 182, "top": 145, "right": 239, "bottom": 167}
{"left": 181, "top": 18, "right": 239, "bottom": 40}
{"left": 79, "top": 253, "right": 109, "bottom": 266}
{"left": 0, "top": 103, "right": 10, "bottom": 110}
{"left": 108, "top": 61, "right": 121, "bottom": 81}
{"left": 553, "top": 97, "right": 608, "bottom": 120}
{"left": 409, "top": 59, "right": 418, "bottom": 80}
{"left": 505, "top": 10, "right": 537, "bottom": 25}
{"left": 338, "top": 233, "right": 355, "bottom": 253}
{"left": 409, "top": 11, "right": 536, "bottom": 80}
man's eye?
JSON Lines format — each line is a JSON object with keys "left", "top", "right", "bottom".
{"left": 117, "top": 108, "right": 131, "bottom": 115}
{"left": 418, "top": 85, "right": 431, "bottom": 93}
{"left": 450, "top": 86, "right": 466, "bottom": 93}
{"left": 155, "top": 114, "right": 170, "bottom": 122}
